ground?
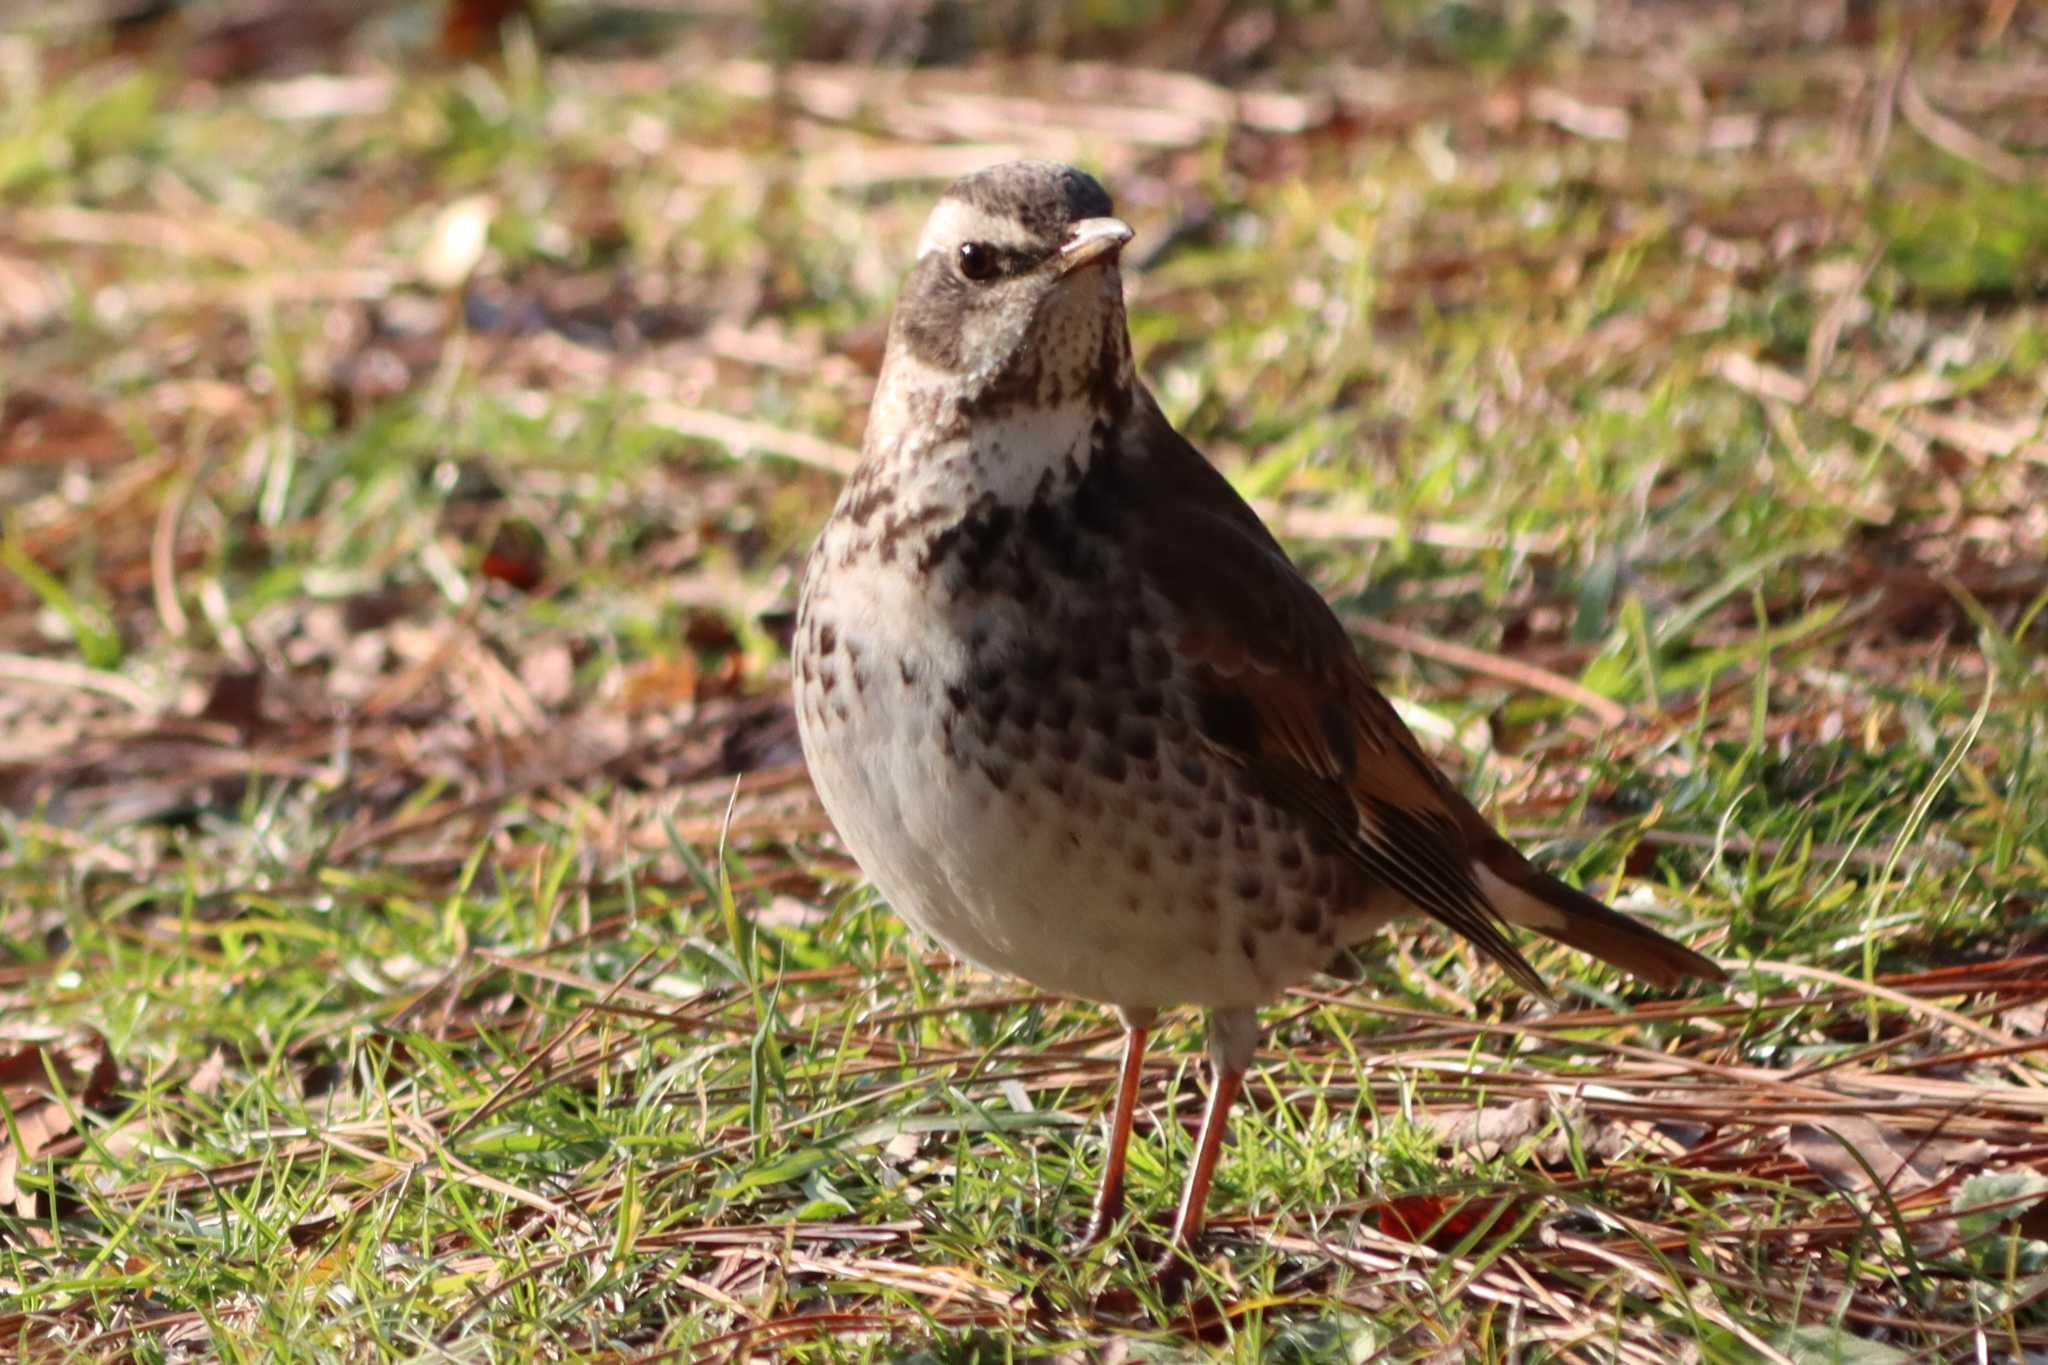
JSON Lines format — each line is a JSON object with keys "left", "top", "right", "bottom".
{"left": 2, "top": 1, "right": 2046, "bottom": 1359}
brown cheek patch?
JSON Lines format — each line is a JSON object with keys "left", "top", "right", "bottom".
{"left": 893, "top": 256, "right": 969, "bottom": 371}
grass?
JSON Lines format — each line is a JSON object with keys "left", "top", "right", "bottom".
{"left": 3, "top": 1, "right": 2047, "bottom": 1358}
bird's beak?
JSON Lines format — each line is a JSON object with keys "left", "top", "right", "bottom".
{"left": 1056, "top": 217, "right": 1133, "bottom": 276}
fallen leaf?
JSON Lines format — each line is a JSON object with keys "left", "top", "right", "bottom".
{"left": 1375, "top": 1192, "right": 1516, "bottom": 1248}
{"left": 619, "top": 656, "right": 698, "bottom": 713}
{"left": 288, "top": 1214, "right": 343, "bottom": 1250}
{"left": 479, "top": 523, "right": 546, "bottom": 592}
{"left": 1, "top": 390, "right": 131, "bottom": 466}
{"left": 1785, "top": 1117, "right": 1985, "bottom": 1198}
{"left": 0, "top": 1033, "right": 119, "bottom": 1218}
{"left": 440, "top": 0, "right": 530, "bottom": 59}
{"left": 1785, "top": 1116, "right": 1989, "bottom": 1252}
{"left": 198, "top": 670, "right": 266, "bottom": 733}
{"left": 517, "top": 642, "right": 575, "bottom": 709}
{"left": 189, "top": 1048, "right": 227, "bottom": 1100}
{"left": 1419, "top": 1097, "right": 1545, "bottom": 1157}
{"left": 0, "top": 1097, "right": 73, "bottom": 1215}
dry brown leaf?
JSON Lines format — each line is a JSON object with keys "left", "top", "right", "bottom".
{"left": 1, "top": 390, "right": 132, "bottom": 466}
{"left": 518, "top": 643, "right": 576, "bottom": 709}
{"left": 0, "top": 1033, "right": 119, "bottom": 1217}
{"left": 189, "top": 1048, "right": 228, "bottom": 1100}
{"left": 0, "top": 1098, "right": 73, "bottom": 1215}
{"left": 1424, "top": 1095, "right": 1686, "bottom": 1166}
{"left": 619, "top": 657, "right": 699, "bottom": 713}
{"left": 1785, "top": 1116, "right": 1986, "bottom": 1198}
{"left": 1421, "top": 1097, "right": 1546, "bottom": 1157}
{"left": 1786, "top": 1116, "right": 1990, "bottom": 1252}
{"left": 1377, "top": 1191, "right": 1520, "bottom": 1249}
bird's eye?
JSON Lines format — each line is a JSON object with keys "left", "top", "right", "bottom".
{"left": 957, "top": 242, "right": 998, "bottom": 282}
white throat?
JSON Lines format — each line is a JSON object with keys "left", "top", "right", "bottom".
{"left": 958, "top": 395, "right": 1096, "bottom": 506}
{"left": 867, "top": 371, "right": 1097, "bottom": 514}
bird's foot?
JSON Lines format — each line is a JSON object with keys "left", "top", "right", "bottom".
{"left": 1151, "top": 1245, "right": 1198, "bottom": 1304}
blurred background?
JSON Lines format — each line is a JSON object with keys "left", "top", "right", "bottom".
{"left": 3, "top": 2, "right": 2046, "bottom": 1357}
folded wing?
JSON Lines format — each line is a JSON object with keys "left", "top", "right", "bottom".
{"left": 1121, "top": 400, "right": 1723, "bottom": 994}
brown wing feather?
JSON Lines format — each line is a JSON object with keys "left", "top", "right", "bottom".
{"left": 1120, "top": 402, "right": 1549, "bottom": 996}
{"left": 1121, "top": 393, "right": 1720, "bottom": 995}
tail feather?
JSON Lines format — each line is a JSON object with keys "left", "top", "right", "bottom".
{"left": 1473, "top": 856, "right": 1725, "bottom": 990}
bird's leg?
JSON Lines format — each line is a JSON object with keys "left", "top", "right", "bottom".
{"left": 1166, "top": 1008, "right": 1258, "bottom": 1249}
{"left": 1081, "top": 1006, "right": 1155, "bottom": 1245}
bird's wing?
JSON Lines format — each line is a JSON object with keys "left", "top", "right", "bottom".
{"left": 1119, "top": 405, "right": 1551, "bottom": 996}
{"left": 1120, "top": 397, "right": 1722, "bottom": 991}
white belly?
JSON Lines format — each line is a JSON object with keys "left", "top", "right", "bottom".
{"left": 794, "top": 558, "right": 1364, "bottom": 1013}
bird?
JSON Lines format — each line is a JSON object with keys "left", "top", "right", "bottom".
{"left": 791, "top": 160, "right": 1724, "bottom": 1251}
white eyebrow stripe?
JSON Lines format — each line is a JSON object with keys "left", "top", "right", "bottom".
{"left": 915, "top": 199, "right": 1038, "bottom": 259}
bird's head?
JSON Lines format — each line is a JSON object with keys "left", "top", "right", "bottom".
{"left": 883, "top": 160, "right": 1135, "bottom": 419}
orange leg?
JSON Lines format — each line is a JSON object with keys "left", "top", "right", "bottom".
{"left": 1166, "top": 1062, "right": 1244, "bottom": 1247}
{"left": 1081, "top": 1023, "right": 1149, "bottom": 1244}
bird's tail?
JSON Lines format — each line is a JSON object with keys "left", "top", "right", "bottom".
{"left": 1473, "top": 847, "right": 1725, "bottom": 989}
